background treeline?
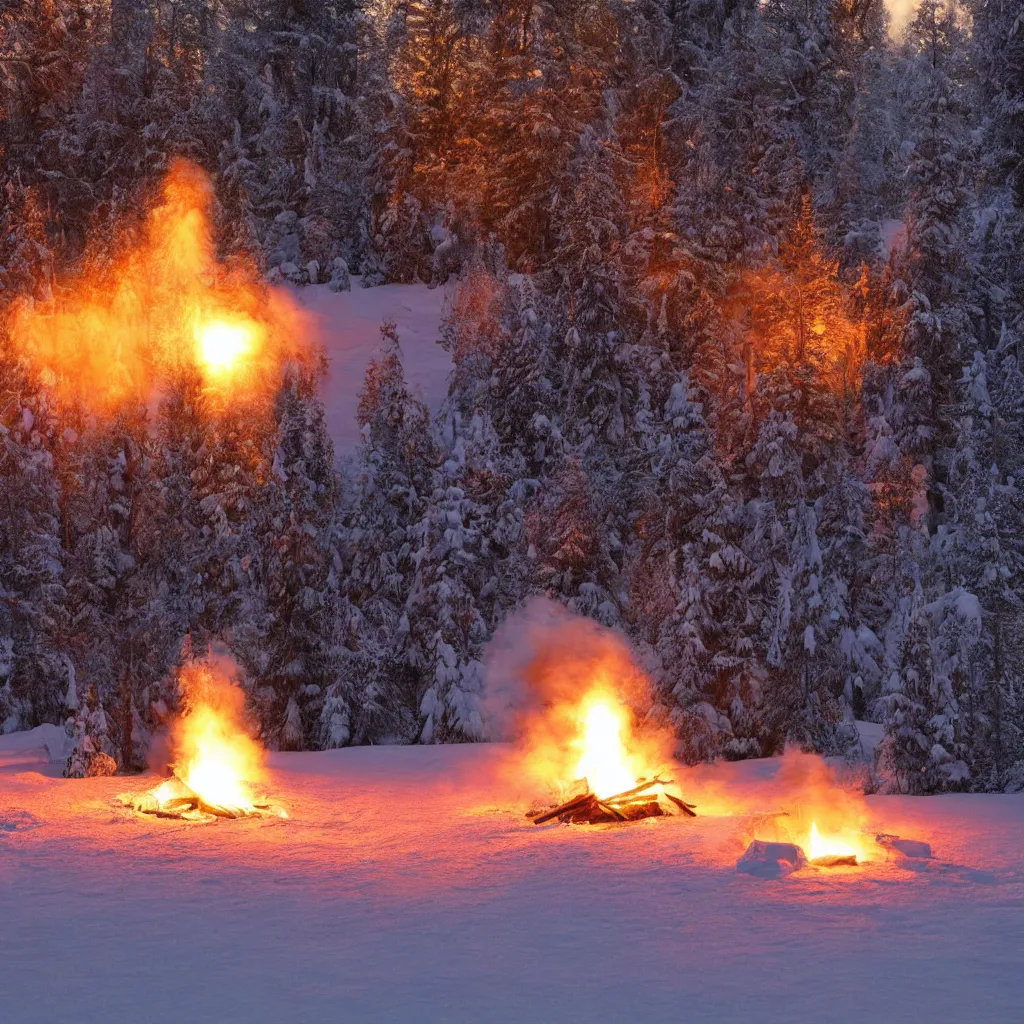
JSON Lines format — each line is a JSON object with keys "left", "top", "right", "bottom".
{"left": 2, "top": 0, "right": 1024, "bottom": 791}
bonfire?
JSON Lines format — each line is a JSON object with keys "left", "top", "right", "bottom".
{"left": 125, "top": 661, "right": 284, "bottom": 821}
{"left": 527, "top": 689, "right": 696, "bottom": 826}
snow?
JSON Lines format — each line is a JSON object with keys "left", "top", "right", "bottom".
{"left": 2, "top": 745, "right": 1023, "bottom": 1023}
{"left": 0, "top": 723, "right": 71, "bottom": 768}
{"left": 879, "top": 218, "right": 905, "bottom": 258}
{"left": 300, "top": 279, "right": 452, "bottom": 452}
{"left": 855, "top": 719, "right": 884, "bottom": 759}
{"left": 736, "top": 839, "right": 806, "bottom": 878}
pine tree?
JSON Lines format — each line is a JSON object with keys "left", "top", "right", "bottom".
{"left": 238, "top": 368, "right": 344, "bottom": 750}
{"left": 877, "top": 595, "right": 968, "bottom": 793}
{"left": 0, "top": 357, "right": 70, "bottom": 732}
{"left": 327, "top": 320, "right": 439, "bottom": 743}
{"left": 63, "top": 682, "right": 117, "bottom": 778}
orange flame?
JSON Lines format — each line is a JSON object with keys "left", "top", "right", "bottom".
{"left": 487, "top": 604, "right": 674, "bottom": 803}
{"left": 573, "top": 689, "right": 648, "bottom": 799}
{"left": 9, "top": 159, "right": 309, "bottom": 411}
{"left": 807, "top": 821, "right": 870, "bottom": 864}
{"left": 170, "top": 664, "right": 266, "bottom": 815}
{"left": 132, "top": 659, "right": 277, "bottom": 818}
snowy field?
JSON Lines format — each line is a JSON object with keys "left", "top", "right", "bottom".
{"left": 301, "top": 280, "right": 451, "bottom": 452}
{"left": 2, "top": 741, "right": 1023, "bottom": 1024}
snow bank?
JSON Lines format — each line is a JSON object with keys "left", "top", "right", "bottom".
{"left": 877, "top": 834, "right": 932, "bottom": 859}
{"left": 0, "top": 723, "right": 71, "bottom": 767}
{"left": 300, "top": 279, "right": 451, "bottom": 452}
{"left": 736, "top": 840, "right": 807, "bottom": 878}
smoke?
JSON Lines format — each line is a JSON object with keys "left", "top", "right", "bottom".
{"left": 481, "top": 598, "right": 655, "bottom": 738}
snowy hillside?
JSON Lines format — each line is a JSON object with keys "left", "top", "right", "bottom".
{"left": 2, "top": 746, "right": 1022, "bottom": 1024}
{"left": 301, "top": 280, "right": 451, "bottom": 453}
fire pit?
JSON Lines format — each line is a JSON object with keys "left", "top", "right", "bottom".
{"left": 529, "top": 776, "right": 697, "bottom": 825}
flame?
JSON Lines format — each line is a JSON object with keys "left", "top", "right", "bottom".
{"left": 807, "top": 821, "right": 869, "bottom": 864}
{"left": 195, "top": 314, "right": 262, "bottom": 378}
{"left": 129, "top": 658, "right": 278, "bottom": 819}
{"left": 486, "top": 601, "right": 675, "bottom": 804}
{"left": 573, "top": 691, "right": 642, "bottom": 799}
{"left": 9, "top": 159, "right": 309, "bottom": 411}
{"left": 172, "top": 695, "right": 264, "bottom": 815}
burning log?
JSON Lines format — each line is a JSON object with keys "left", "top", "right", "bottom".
{"left": 529, "top": 777, "right": 697, "bottom": 826}
{"left": 530, "top": 792, "right": 594, "bottom": 825}
{"left": 124, "top": 775, "right": 282, "bottom": 820}
{"left": 810, "top": 854, "right": 858, "bottom": 868}
{"left": 662, "top": 791, "right": 698, "bottom": 817}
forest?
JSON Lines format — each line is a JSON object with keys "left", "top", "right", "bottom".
{"left": 1, "top": 0, "right": 1023, "bottom": 793}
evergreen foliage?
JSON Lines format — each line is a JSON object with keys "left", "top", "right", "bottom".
{"left": 2, "top": 0, "right": 1023, "bottom": 790}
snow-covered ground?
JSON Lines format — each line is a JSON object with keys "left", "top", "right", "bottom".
{"left": 2, "top": 744, "right": 1022, "bottom": 1024}
{"left": 301, "top": 280, "right": 452, "bottom": 452}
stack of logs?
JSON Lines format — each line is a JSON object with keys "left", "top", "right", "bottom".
{"left": 529, "top": 777, "right": 697, "bottom": 825}
{"left": 126, "top": 776, "right": 273, "bottom": 820}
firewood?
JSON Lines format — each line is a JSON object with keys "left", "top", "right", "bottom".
{"left": 596, "top": 800, "right": 627, "bottom": 821}
{"left": 160, "top": 797, "right": 200, "bottom": 813}
{"left": 663, "top": 792, "right": 698, "bottom": 817}
{"left": 531, "top": 792, "right": 594, "bottom": 825}
{"left": 810, "top": 854, "right": 858, "bottom": 868}
{"left": 621, "top": 800, "right": 664, "bottom": 820}
{"left": 196, "top": 798, "right": 246, "bottom": 819}
{"left": 602, "top": 778, "right": 669, "bottom": 804}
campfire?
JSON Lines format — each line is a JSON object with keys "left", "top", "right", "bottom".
{"left": 806, "top": 821, "right": 864, "bottom": 867}
{"left": 482, "top": 603, "right": 698, "bottom": 827}
{"left": 726, "top": 751, "right": 875, "bottom": 873}
{"left": 524, "top": 688, "right": 696, "bottom": 826}
{"left": 125, "top": 660, "right": 284, "bottom": 821}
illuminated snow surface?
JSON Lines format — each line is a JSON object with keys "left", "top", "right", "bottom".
{"left": 302, "top": 279, "right": 451, "bottom": 453}
{"left": 2, "top": 744, "right": 1023, "bottom": 1024}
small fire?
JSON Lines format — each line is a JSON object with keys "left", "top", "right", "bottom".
{"left": 807, "top": 821, "right": 867, "bottom": 865}
{"left": 127, "top": 659, "right": 282, "bottom": 820}
{"left": 573, "top": 691, "right": 643, "bottom": 799}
